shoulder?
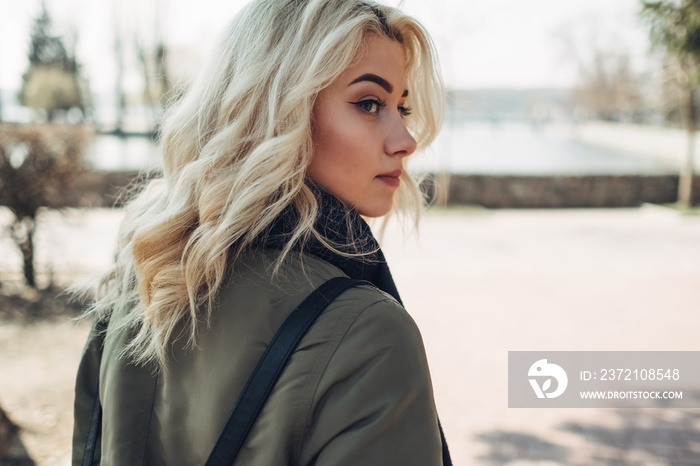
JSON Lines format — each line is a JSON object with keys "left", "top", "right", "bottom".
{"left": 225, "top": 248, "right": 348, "bottom": 296}
{"left": 298, "top": 285, "right": 441, "bottom": 465}
{"left": 317, "top": 284, "right": 430, "bottom": 388}
{"left": 222, "top": 247, "right": 433, "bottom": 397}
{"left": 218, "top": 248, "right": 425, "bottom": 358}
{"left": 327, "top": 283, "right": 425, "bottom": 354}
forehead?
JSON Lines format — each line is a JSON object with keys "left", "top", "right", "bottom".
{"left": 337, "top": 36, "right": 407, "bottom": 91}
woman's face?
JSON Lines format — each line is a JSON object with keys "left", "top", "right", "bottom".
{"left": 308, "top": 35, "right": 417, "bottom": 217}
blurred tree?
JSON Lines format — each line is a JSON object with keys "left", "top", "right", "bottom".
{"left": 111, "top": 0, "right": 172, "bottom": 134}
{"left": 0, "top": 125, "right": 90, "bottom": 288}
{"left": 572, "top": 49, "right": 646, "bottom": 122}
{"left": 641, "top": 0, "right": 700, "bottom": 206}
{"left": 112, "top": 0, "right": 126, "bottom": 134}
{"left": 134, "top": 0, "right": 172, "bottom": 130}
{"left": 0, "top": 404, "right": 33, "bottom": 465}
{"left": 0, "top": 44, "right": 3, "bottom": 123}
{"left": 554, "top": 14, "right": 648, "bottom": 123}
{"left": 18, "top": 2, "right": 85, "bottom": 121}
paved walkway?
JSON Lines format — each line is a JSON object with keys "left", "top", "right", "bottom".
{"left": 380, "top": 205, "right": 700, "bottom": 465}
{"left": 3, "top": 205, "right": 700, "bottom": 465}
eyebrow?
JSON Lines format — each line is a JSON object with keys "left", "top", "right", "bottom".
{"left": 349, "top": 73, "right": 409, "bottom": 97}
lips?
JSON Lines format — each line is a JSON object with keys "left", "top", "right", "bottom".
{"left": 376, "top": 169, "right": 402, "bottom": 187}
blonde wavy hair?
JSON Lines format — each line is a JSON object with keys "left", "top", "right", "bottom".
{"left": 82, "top": 0, "right": 444, "bottom": 366}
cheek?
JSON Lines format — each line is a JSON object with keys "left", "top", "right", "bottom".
{"left": 311, "top": 113, "right": 369, "bottom": 182}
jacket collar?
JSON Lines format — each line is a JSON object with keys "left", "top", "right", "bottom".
{"left": 256, "top": 182, "right": 403, "bottom": 305}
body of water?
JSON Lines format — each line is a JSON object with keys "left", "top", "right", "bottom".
{"left": 87, "top": 134, "right": 162, "bottom": 172}
{"left": 411, "top": 121, "right": 679, "bottom": 176}
{"left": 87, "top": 121, "right": 680, "bottom": 175}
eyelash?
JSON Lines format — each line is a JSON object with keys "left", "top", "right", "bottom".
{"left": 349, "top": 99, "right": 413, "bottom": 117}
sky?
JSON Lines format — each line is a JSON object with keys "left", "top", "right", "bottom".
{"left": 0, "top": 0, "right": 650, "bottom": 94}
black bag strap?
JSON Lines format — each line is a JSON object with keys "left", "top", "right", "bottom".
{"left": 205, "top": 276, "right": 370, "bottom": 466}
{"left": 439, "top": 419, "right": 452, "bottom": 465}
{"left": 81, "top": 394, "right": 103, "bottom": 466}
{"left": 81, "top": 317, "right": 108, "bottom": 466}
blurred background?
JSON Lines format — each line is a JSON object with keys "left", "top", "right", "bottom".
{"left": 0, "top": 0, "right": 699, "bottom": 465}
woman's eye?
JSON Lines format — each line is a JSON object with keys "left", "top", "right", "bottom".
{"left": 351, "top": 99, "right": 385, "bottom": 114}
{"left": 399, "top": 105, "right": 413, "bottom": 117}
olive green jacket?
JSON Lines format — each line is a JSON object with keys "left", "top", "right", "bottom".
{"left": 72, "top": 250, "right": 443, "bottom": 465}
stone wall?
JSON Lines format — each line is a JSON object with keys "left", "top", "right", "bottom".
{"left": 27, "top": 171, "right": 700, "bottom": 209}
{"left": 63, "top": 171, "right": 152, "bottom": 208}
{"left": 426, "top": 174, "right": 700, "bottom": 208}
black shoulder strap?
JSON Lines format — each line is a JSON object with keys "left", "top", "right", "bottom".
{"left": 81, "top": 395, "right": 103, "bottom": 466}
{"left": 81, "top": 317, "right": 109, "bottom": 466}
{"left": 439, "top": 419, "right": 452, "bottom": 465}
{"left": 205, "top": 276, "right": 369, "bottom": 466}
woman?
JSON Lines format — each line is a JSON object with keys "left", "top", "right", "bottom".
{"left": 72, "top": 0, "right": 448, "bottom": 464}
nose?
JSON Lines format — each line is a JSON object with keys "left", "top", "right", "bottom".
{"left": 384, "top": 117, "right": 417, "bottom": 158}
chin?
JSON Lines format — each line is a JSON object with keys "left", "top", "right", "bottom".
{"left": 357, "top": 199, "right": 393, "bottom": 218}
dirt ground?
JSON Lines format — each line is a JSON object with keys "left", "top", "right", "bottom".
{"left": 0, "top": 317, "right": 89, "bottom": 466}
